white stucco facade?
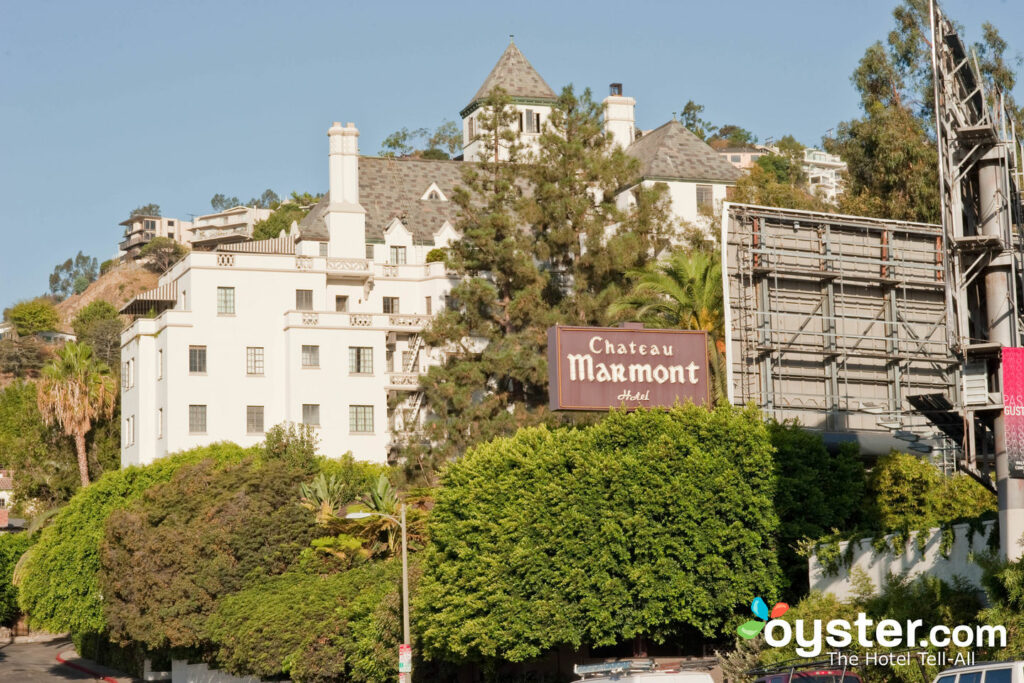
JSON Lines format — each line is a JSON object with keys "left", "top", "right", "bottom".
{"left": 121, "top": 123, "right": 457, "bottom": 466}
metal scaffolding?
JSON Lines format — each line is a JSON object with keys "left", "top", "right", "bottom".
{"left": 722, "top": 203, "right": 957, "bottom": 468}
{"left": 929, "top": 0, "right": 1024, "bottom": 558}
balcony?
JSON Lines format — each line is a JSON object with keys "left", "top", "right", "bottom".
{"left": 284, "top": 311, "right": 432, "bottom": 331}
{"left": 191, "top": 226, "right": 250, "bottom": 246}
{"left": 119, "top": 231, "right": 156, "bottom": 251}
{"left": 386, "top": 373, "right": 421, "bottom": 391}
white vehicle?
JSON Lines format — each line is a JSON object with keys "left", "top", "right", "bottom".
{"left": 573, "top": 659, "right": 715, "bottom": 683}
{"left": 933, "top": 661, "right": 1024, "bottom": 683}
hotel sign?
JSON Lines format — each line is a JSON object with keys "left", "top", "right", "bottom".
{"left": 547, "top": 325, "right": 710, "bottom": 411}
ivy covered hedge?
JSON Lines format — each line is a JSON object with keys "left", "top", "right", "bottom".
{"left": 417, "top": 405, "right": 782, "bottom": 663}
{"left": 0, "top": 532, "right": 34, "bottom": 625}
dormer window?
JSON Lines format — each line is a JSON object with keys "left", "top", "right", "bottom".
{"left": 420, "top": 182, "right": 448, "bottom": 202}
{"left": 428, "top": 190, "right": 440, "bottom": 200}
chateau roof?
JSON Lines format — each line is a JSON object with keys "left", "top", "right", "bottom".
{"left": 467, "top": 41, "right": 557, "bottom": 108}
{"left": 626, "top": 120, "right": 744, "bottom": 184}
{"left": 299, "top": 157, "right": 463, "bottom": 244}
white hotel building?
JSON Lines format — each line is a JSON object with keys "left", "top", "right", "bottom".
{"left": 120, "top": 42, "right": 742, "bottom": 466}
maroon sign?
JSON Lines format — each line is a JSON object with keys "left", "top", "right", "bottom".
{"left": 547, "top": 325, "right": 710, "bottom": 411}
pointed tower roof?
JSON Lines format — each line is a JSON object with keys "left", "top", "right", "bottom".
{"left": 626, "top": 120, "right": 744, "bottom": 183}
{"left": 465, "top": 41, "right": 557, "bottom": 112}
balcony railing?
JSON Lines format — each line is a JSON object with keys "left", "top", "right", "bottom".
{"left": 119, "top": 231, "right": 156, "bottom": 250}
{"left": 386, "top": 373, "right": 421, "bottom": 390}
{"left": 284, "top": 311, "right": 432, "bottom": 331}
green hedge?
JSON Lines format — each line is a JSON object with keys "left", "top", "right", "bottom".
{"left": 0, "top": 532, "right": 34, "bottom": 625}
{"left": 18, "top": 442, "right": 254, "bottom": 635}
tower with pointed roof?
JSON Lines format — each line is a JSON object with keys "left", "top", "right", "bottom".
{"left": 461, "top": 40, "right": 558, "bottom": 162}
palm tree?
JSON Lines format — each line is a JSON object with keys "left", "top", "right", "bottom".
{"left": 36, "top": 342, "right": 117, "bottom": 487}
{"left": 609, "top": 249, "right": 728, "bottom": 401}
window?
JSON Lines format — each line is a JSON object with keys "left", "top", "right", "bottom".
{"left": 425, "top": 296, "right": 432, "bottom": 315}
{"left": 383, "top": 297, "right": 399, "bottom": 314}
{"left": 144, "top": 219, "right": 157, "bottom": 231}
{"left": 389, "top": 246, "right": 407, "bottom": 265}
{"left": 168, "top": 220, "right": 175, "bottom": 226}
{"left": 295, "top": 289, "right": 313, "bottom": 311}
{"left": 128, "top": 358, "right": 135, "bottom": 388}
{"left": 387, "top": 349, "right": 395, "bottom": 372}
{"left": 427, "top": 190, "right": 440, "bottom": 200}
{"left": 521, "top": 109, "right": 539, "bottom": 133}
{"left": 318, "top": 242, "right": 328, "bottom": 257}
{"left": 189, "top": 345, "right": 207, "bottom": 374}
{"left": 696, "top": 184, "right": 714, "bottom": 212}
{"left": 246, "top": 346, "right": 264, "bottom": 375}
{"left": 302, "top": 403, "right": 320, "bottom": 426}
{"left": 402, "top": 350, "right": 420, "bottom": 372}
{"left": 167, "top": 232, "right": 174, "bottom": 239}
{"left": 157, "top": 408, "right": 163, "bottom": 439}
{"left": 217, "top": 286, "right": 235, "bottom": 314}
{"left": 247, "top": 406, "right": 264, "bottom": 434}
{"left": 301, "top": 344, "right": 320, "bottom": 368}
{"left": 189, "top": 404, "right": 207, "bottom": 433}
{"left": 985, "top": 671, "right": 1012, "bottom": 683}
{"left": 122, "top": 363, "right": 129, "bottom": 388}
{"left": 467, "top": 117, "right": 476, "bottom": 140}
{"left": 158, "top": 349, "right": 163, "bottom": 379}
{"left": 349, "top": 405, "right": 373, "bottom": 433}
{"left": 349, "top": 347, "right": 373, "bottom": 374}
{"left": 365, "top": 244, "right": 375, "bottom": 260}
{"left": 957, "top": 675, "right": 982, "bottom": 683}
{"left": 730, "top": 154, "right": 741, "bottom": 163}
{"left": 335, "top": 295, "right": 349, "bottom": 312}
{"left": 126, "top": 415, "right": 135, "bottom": 446}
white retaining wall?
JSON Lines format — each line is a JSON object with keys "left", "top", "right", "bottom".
{"left": 171, "top": 660, "right": 268, "bottom": 683}
{"left": 808, "top": 520, "right": 996, "bottom": 600}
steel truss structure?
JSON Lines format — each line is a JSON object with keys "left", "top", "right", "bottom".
{"left": 722, "top": 203, "right": 957, "bottom": 465}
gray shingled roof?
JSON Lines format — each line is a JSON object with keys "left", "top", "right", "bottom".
{"left": 626, "top": 120, "right": 744, "bottom": 183}
{"left": 469, "top": 41, "right": 557, "bottom": 106}
{"left": 299, "top": 157, "right": 463, "bottom": 244}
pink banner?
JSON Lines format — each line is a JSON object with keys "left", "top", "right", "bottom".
{"left": 1003, "top": 347, "right": 1024, "bottom": 478}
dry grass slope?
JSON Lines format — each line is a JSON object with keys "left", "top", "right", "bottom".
{"left": 54, "top": 262, "right": 158, "bottom": 331}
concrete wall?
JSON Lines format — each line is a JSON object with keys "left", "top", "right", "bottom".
{"left": 808, "top": 520, "right": 996, "bottom": 600}
{"left": 171, "top": 660, "right": 265, "bottom": 683}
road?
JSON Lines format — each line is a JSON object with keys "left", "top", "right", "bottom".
{"left": 0, "top": 638, "right": 107, "bottom": 681}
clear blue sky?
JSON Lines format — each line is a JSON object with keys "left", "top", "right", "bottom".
{"left": 2, "top": 0, "right": 1022, "bottom": 310}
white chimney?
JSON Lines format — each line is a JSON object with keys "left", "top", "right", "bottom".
{"left": 603, "top": 83, "right": 636, "bottom": 150}
{"left": 328, "top": 121, "right": 359, "bottom": 207}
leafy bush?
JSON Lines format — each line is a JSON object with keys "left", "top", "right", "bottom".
{"left": 425, "top": 248, "right": 448, "bottom": 264}
{"left": 5, "top": 298, "right": 59, "bottom": 336}
{"left": 768, "top": 421, "right": 864, "bottom": 592}
{"left": 100, "top": 453, "right": 318, "bottom": 651}
{"left": 99, "top": 259, "right": 116, "bottom": 275}
{"left": 0, "top": 533, "right": 34, "bottom": 625}
{"left": 417, "top": 405, "right": 781, "bottom": 663}
{"left": 17, "top": 442, "right": 254, "bottom": 635}
{"left": 206, "top": 560, "right": 403, "bottom": 682}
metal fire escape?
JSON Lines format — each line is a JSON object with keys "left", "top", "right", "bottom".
{"left": 915, "top": 1, "right": 1024, "bottom": 558}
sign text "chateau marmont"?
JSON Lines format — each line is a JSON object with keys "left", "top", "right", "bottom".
{"left": 547, "top": 324, "right": 710, "bottom": 411}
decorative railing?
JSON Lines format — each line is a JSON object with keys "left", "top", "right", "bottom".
{"left": 387, "top": 373, "right": 420, "bottom": 388}
{"left": 302, "top": 312, "right": 319, "bottom": 326}
{"left": 349, "top": 314, "right": 373, "bottom": 327}
{"left": 216, "top": 254, "right": 235, "bottom": 267}
{"left": 296, "top": 256, "right": 314, "bottom": 270}
{"left": 327, "top": 258, "right": 371, "bottom": 273}
{"left": 388, "top": 315, "right": 430, "bottom": 329}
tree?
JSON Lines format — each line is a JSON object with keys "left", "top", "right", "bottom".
{"left": 5, "top": 298, "right": 59, "bottom": 336}
{"left": 71, "top": 301, "right": 122, "bottom": 367}
{"left": 0, "top": 337, "right": 48, "bottom": 378}
{"left": 252, "top": 192, "right": 322, "bottom": 241}
{"left": 411, "top": 87, "right": 672, "bottom": 474}
{"left": 100, "top": 454, "right": 318, "bottom": 652}
{"left": 0, "top": 380, "right": 117, "bottom": 507}
{"left": 129, "top": 204, "right": 160, "bottom": 217}
{"left": 138, "top": 236, "right": 187, "bottom": 273}
{"left": 677, "top": 100, "right": 717, "bottom": 141}
{"left": 707, "top": 124, "right": 757, "bottom": 150}
{"left": 417, "top": 406, "right": 781, "bottom": 663}
{"left": 49, "top": 252, "right": 99, "bottom": 300}
{"left": 35, "top": 342, "right": 117, "bottom": 487}
{"left": 609, "top": 249, "right": 727, "bottom": 401}
{"left": 17, "top": 442, "right": 254, "bottom": 637}
{"left": 380, "top": 120, "right": 462, "bottom": 159}
{"left": 210, "top": 193, "right": 240, "bottom": 211}
{"left": 732, "top": 164, "right": 831, "bottom": 212}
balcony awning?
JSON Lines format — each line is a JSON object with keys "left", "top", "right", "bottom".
{"left": 120, "top": 282, "right": 178, "bottom": 316}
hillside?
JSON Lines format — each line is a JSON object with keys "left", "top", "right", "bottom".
{"left": 55, "top": 262, "right": 158, "bottom": 331}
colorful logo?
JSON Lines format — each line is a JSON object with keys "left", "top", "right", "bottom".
{"left": 737, "top": 597, "right": 789, "bottom": 639}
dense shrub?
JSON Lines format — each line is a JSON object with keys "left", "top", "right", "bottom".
{"left": 17, "top": 442, "right": 254, "bottom": 635}
{"left": 768, "top": 421, "right": 865, "bottom": 591}
{"left": 100, "top": 454, "right": 318, "bottom": 651}
{"left": 0, "top": 533, "right": 34, "bottom": 625}
{"left": 417, "top": 405, "right": 781, "bottom": 663}
{"left": 206, "top": 560, "right": 403, "bottom": 682}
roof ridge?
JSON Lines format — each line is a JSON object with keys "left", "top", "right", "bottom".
{"left": 468, "top": 41, "right": 558, "bottom": 106}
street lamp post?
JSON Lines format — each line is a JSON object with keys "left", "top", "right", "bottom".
{"left": 346, "top": 504, "right": 411, "bottom": 680}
